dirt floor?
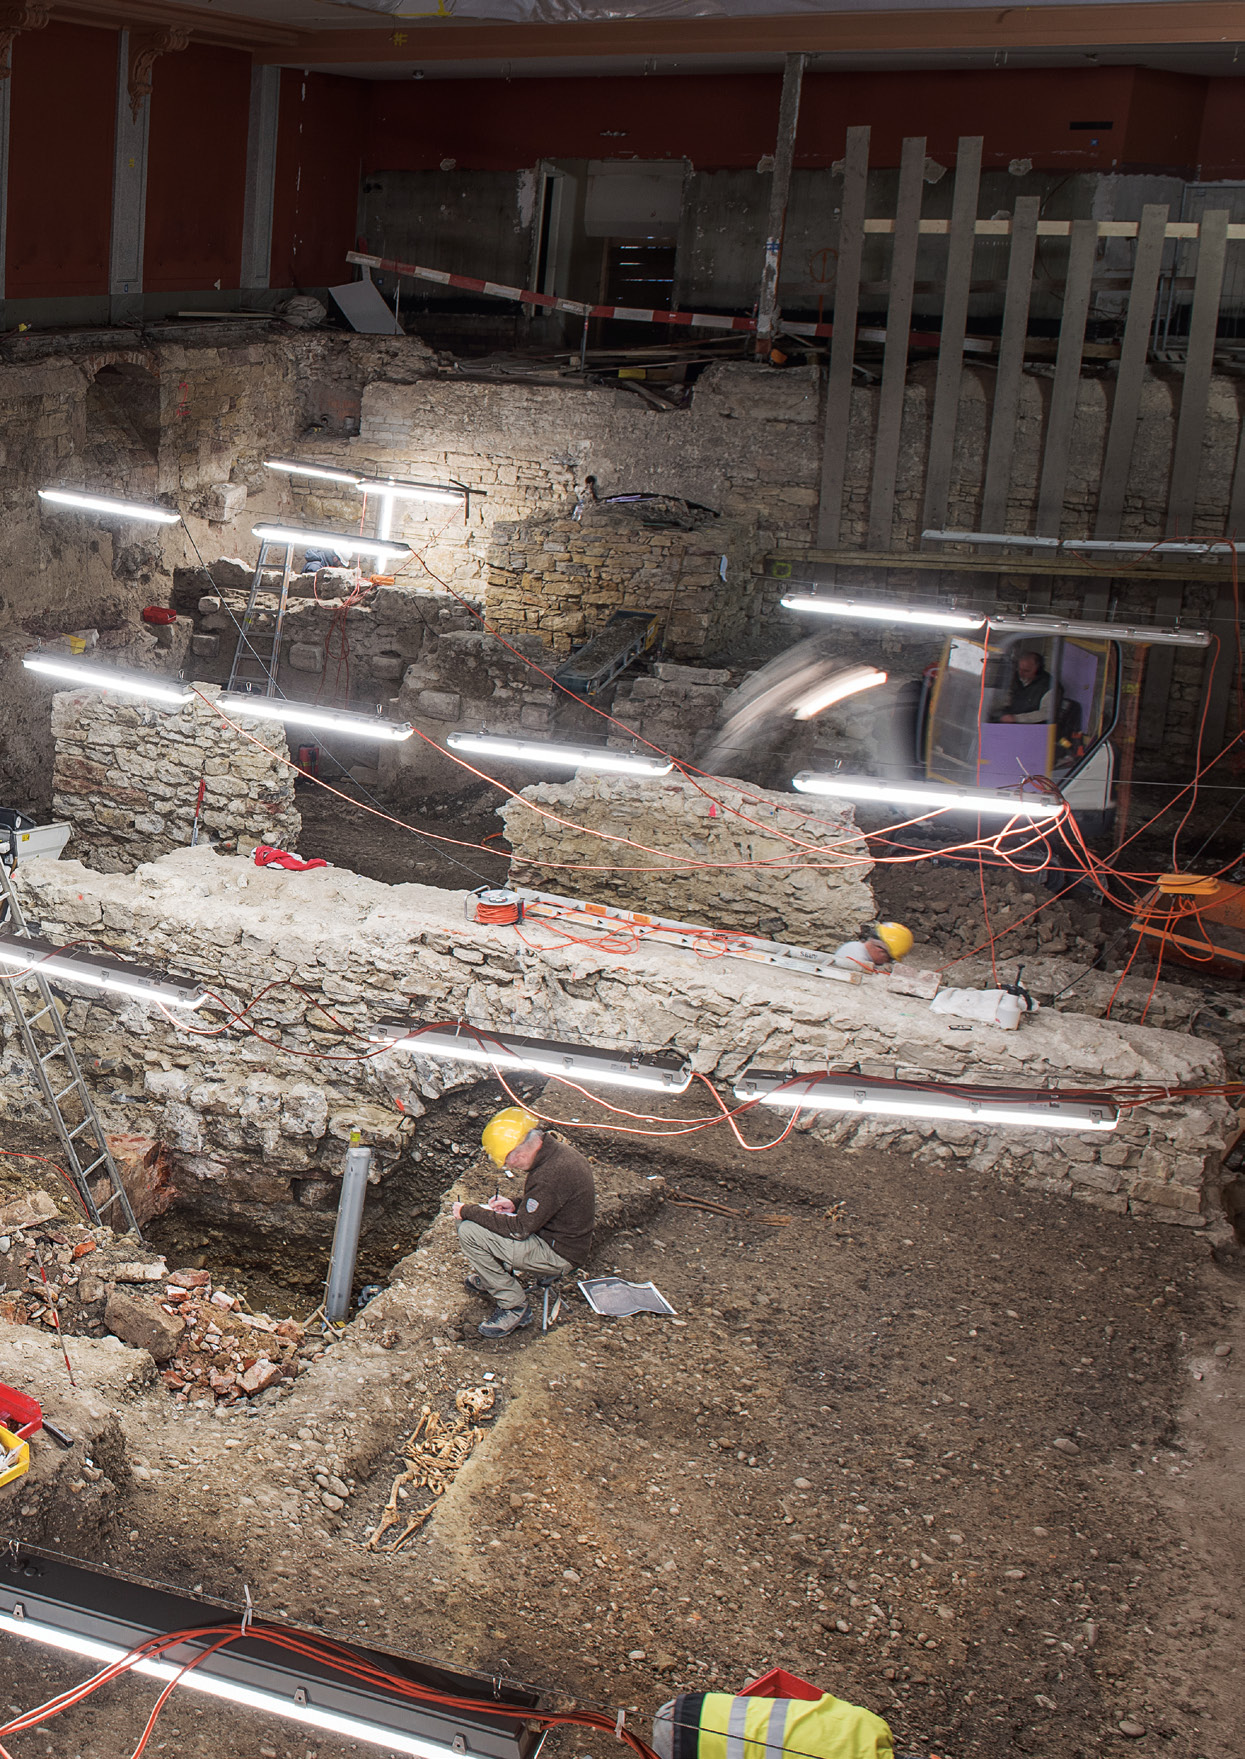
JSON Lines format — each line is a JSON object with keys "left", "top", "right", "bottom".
{"left": 3, "top": 1102, "right": 1243, "bottom": 1759}
{"left": 294, "top": 777, "right": 510, "bottom": 892}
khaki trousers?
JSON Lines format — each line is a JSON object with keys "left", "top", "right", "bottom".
{"left": 457, "top": 1219, "right": 572, "bottom": 1311}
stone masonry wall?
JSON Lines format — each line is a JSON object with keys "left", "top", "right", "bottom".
{"left": 50, "top": 684, "right": 300, "bottom": 873}
{"left": 500, "top": 772, "right": 878, "bottom": 947}
{"left": 5, "top": 849, "right": 1231, "bottom": 1237}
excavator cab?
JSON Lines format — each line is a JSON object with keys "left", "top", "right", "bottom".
{"left": 920, "top": 632, "right": 1120, "bottom": 828}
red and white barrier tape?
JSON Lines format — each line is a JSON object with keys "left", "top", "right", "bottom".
{"left": 344, "top": 250, "right": 981, "bottom": 350}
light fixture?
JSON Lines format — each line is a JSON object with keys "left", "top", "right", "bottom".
{"left": 0, "top": 1610, "right": 509, "bottom": 1759}
{"left": 446, "top": 731, "right": 673, "bottom": 776}
{"left": 986, "top": 614, "right": 1210, "bottom": 649}
{"left": 263, "top": 459, "right": 363, "bottom": 487}
{"left": 22, "top": 655, "right": 193, "bottom": 706}
{"left": 733, "top": 1069, "right": 1118, "bottom": 1131}
{"left": 791, "top": 665, "right": 888, "bottom": 720}
{"left": 38, "top": 489, "right": 181, "bottom": 525}
{"left": 921, "top": 529, "right": 1060, "bottom": 549}
{"left": 0, "top": 933, "right": 206, "bottom": 1010}
{"left": 355, "top": 480, "right": 465, "bottom": 507}
{"left": 780, "top": 594, "right": 985, "bottom": 631}
{"left": 216, "top": 693, "right": 414, "bottom": 742}
{"left": 792, "top": 772, "right": 1064, "bottom": 820}
{"left": 251, "top": 524, "right": 411, "bottom": 562}
{"left": 371, "top": 1021, "right": 694, "bottom": 1093}
{"left": 923, "top": 527, "right": 1237, "bottom": 558}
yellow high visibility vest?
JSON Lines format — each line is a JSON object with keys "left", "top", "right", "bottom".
{"left": 692, "top": 1691, "right": 893, "bottom": 1759}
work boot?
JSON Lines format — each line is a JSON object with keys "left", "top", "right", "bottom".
{"left": 463, "top": 1273, "right": 491, "bottom": 1298}
{"left": 478, "top": 1303, "right": 533, "bottom": 1338}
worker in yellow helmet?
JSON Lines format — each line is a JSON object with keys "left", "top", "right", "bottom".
{"left": 451, "top": 1106, "right": 596, "bottom": 1339}
{"left": 832, "top": 920, "right": 913, "bottom": 974}
{"left": 653, "top": 1684, "right": 893, "bottom": 1759}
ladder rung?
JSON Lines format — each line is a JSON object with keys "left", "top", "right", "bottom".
{"left": 49, "top": 1081, "right": 83, "bottom": 1107}
{"left": 65, "top": 1118, "right": 98, "bottom": 1142}
{"left": 78, "top": 1154, "right": 111, "bottom": 1179}
{"left": 39, "top": 1044, "right": 69, "bottom": 1067}
{"left": 96, "top": 1191, "right": 125, "bottom": 1213}
{"left": 23, "top": 1006, "right": 55, "bottom": 1030}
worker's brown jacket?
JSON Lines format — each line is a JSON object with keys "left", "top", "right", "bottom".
{"left": 460, "top": 1134, "right": 595, "bottom": 1266}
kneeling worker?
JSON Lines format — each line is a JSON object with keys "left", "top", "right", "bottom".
{"left": 452, "top": 1107, "right": 595, "bottom": 1339}
{"left": 832, "top": 920, "right": 913, "bottom": 973}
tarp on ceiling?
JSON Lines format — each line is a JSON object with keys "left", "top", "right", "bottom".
{"left": 338, "top": 0, "right": 1084, "bottom": 18}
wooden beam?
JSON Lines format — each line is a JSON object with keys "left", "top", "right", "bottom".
{"left": 867, "top": 134, "right": 925, "bottom": 552}
{"left": 980, "top": 194, "right": 1040, "bottom": 534}
{"left": 815, "top": 124, "right": 868, "bottom": 550}
{"left": 1094, "top": 203, "right": 1170, "bottom": 539}
{"left": 55, "top": 0, "right": 296, "bottom": 47}
{"left": 756, "top": 50, "right": 804, "bottom": 352}
{"left": 766, "top": 550, "right": 1234, "bottom": 585}
{"left": 254, "top": 7, "right": 1245, "bottom": 67}
{"left": 1167, "top": 207, "right": 1231, "bottom": 536}
{"left": 1035, "top": 219, "right": 1098, "bottom": 540}
{"left": 1195, "top": 586, "right": 1239, "bottom": 758}
{"left": 921, "top": 135, "right": 981, "bottom": 538}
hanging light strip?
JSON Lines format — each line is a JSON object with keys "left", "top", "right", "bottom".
{"left": 250, "top": 524, "right": 412, "bottom": 561}
{"left": 923, "top": 528, "right": 1236, "bottom": 557}
{"left": 355, "top": 480, "right": 467, "bottom": 506}
{"left": 733, "top": 1069, "right": 1118, "bottom": 1132}
{"left": 792, "top": 772, "right": 1064, "bottom": 820}
{"left": 371, "top": 1020, "right": 694, "bottom": 1093}
{"left": 446, "top": 731, "right": 673, "bottom": 776}
{"left": 791, "top": 665, "right": 888, "bottom": 720}
{"left": 37, "top": 489, "right": 182, "bottom": 525}
{"left": 22, "top": 655, "right": 193, "bottom": 706}
{"left": 263, "top": 459, "right": 363, "bottom": 486}
{"left": 0, "top": 933, "right": 206, "bottom": 1010}
{"left": 985, "top": 614, "right": 1210, "bottom": 648}
{"left": 216, "top": 693, "right": 414, "bottom": 742}
{"left": 780, "top": 594, "right": 985, "bottom": 631}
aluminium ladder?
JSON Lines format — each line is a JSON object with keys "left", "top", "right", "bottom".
{"left": 225, "top": 539, "right": 296, "bottom": 696}
{"left": 0, "top": 856, "right": 140, "bottom": 1236}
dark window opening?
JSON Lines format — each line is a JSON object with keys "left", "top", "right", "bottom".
{"left": 1069, "top": 120, "right": 1114, "bottom": 131}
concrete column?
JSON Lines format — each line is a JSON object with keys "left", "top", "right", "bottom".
{"left": 108, "top": 28, "right": 150, "bottom": 325}
{"left": 0, "top": 72, "right": 10, "bottom": 330}
{"left": 239, "top": 63, "right": 280, "bottom": 295}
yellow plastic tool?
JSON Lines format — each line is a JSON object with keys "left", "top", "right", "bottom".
{"left": 1156, "top": 872, "right": 1222, "bottom": 897}
{"left": 0, "top": 1422, "right": 30, "bottom": 1488}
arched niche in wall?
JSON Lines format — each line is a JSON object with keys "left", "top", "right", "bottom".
{"left": 81, "top": 357, "right": 162, "bottom": 497}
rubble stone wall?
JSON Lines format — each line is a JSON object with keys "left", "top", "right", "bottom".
{"left": 500, "top": 772, "right": 877, "bottom": 947}
{"left": 49, "top": 684, "right": 300, "bottom": 873}
{"left": 5, "top": 850, "right": 1229, "bottom": 1236}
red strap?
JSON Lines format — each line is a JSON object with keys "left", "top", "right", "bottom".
{"left": 253, "top": 845, "right": 328, "bottom": 872}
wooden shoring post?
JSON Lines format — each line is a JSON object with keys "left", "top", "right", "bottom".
{"left": 980, "top": 194, "right": 1041, "bottom": 535}
{"left": 1136, "top": 583, "right": 1186, "bottom": 752}
{"left": 1094, "top": 203, "right": 1170, "bottom": 539}
{"left": 867, "top": 134, "right": 926, "bottom": 552}
{"left": 815, "top": 124, "right": 869, "bottom": 549}
{"left": 1112, "top": 643, "right": 1146, "bottom": 850}
{"left": 1167, "top": 207, "right": 1231, "bottom": 536}
{"left": 755, "top": 50, "right": 805, "bottom": 355}
{"left": 921, "top": 135, "right": 982, "bottom": 539}
{"left": 1035, "top": 218, "right": 1098, "bottom": 539}
{"left": 1196, "top": 584, "right": 1240, "bottom": 761}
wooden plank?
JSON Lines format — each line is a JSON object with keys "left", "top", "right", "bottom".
{"left": 1196, "top": 584, "right": 1239, "bottom": 757}
{"left": 1229, "top": 404, "right": 1245, "bottom": 536}
{"left": 815, "top": 124, "right": 869, "bottom": 549}
{"left": 921, "top": 135, "right": 982, "bottom": 536}
{"left": 980, "top": 195, "right": 1041, "bottom": 534}
{"left": 1094, "top": 203, "right": 1170, "bottom": 538}
{"left": 860, "top": 217, "right": 1245, "bottom": 240}
{"left": 867, "top": 134, "right": 926, "bottom": 552}
{"left": 1167, "top": 207, "right": 1231, "bottom": 535}
{"left": 1034, "top": 218, "right": 1097, "bottom": 539}
{"left": 755, "top": 50, "right": 805, "bottom": 351}
{"left": 1136, "top": 583, "right": 1186, "bottom": 751}
{"left": 767, "top": 548, "right": 1235, "bottom": 584}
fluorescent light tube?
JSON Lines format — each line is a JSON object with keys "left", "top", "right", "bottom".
{"left": 263, "top": 459, "right": 363, "bottom": 486}
{"left": 0, "top": 1612, "right": 460, "bottom": 1759}
{"left": 446, "top": 731, "right": 672, "bottom": 776}
{"left": 792, "top": 772, "right": 1064, "bottom": 820}
{"left": 733, "top": 1070, "right": 1117, "bottom": 1132}
{"left": 780, "top": 594, "right": 985, "bottom": 631}
{"left": 23, "top": 655, "right": 193, "bottom": 705}
{"left": 921, "top": 529, "right": 1061, "bottom": 549}
{"left": 357, "top": 481, "right": 466, "bottom": 506}
{"left": 38, "top": 489, "right": 181, "bottom": 525}
{"left": 372, "top": 1021, "right": 693, "bottom": 1093}
{"left": 251, "top": 524, "right": 411, "bottom": 561}
{"left": 986, "top": 614, "right": 1210, "bottom": 649}
{"left": 792, "top": 665, "right": 888, "bottom": 720}
{"left": 0, "top": 933, "right": 206, "bottom": 1010}
{"left": 216, "top": 693, "right": 414, "bottom": 742}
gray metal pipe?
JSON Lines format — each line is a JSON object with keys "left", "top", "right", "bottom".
{"left": 324, "top": 1136, "right": 373, "bottom": 1323}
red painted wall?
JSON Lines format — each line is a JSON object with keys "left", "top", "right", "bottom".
{"left": 144, "top": 43, "right": 252, "bottom": 292}
{"left": 1197, "top": 78, "right": 1245, "bottom": 180}
{"left": 364, "top": 65, "right": 1224, "bottom": 176}
{"left": 6, "top": 22, "right": 116, "bottom": 299}
{"left": 271, "top": 69, "right": 370, "bottom": 291}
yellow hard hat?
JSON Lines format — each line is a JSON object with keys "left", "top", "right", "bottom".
{"left": 481, "top": 1106, "right": 540, "bottom": 1168}
{"left": 871, "top": 921, "right": 914, "bottom": 960}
